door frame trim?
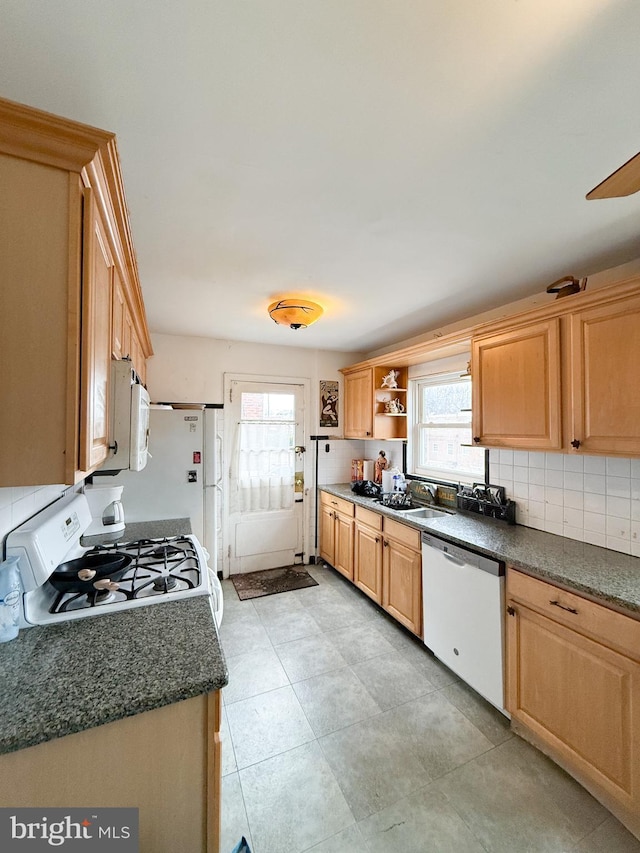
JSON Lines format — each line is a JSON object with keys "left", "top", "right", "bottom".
{"left": 222, "top": 373, "right": 311, "bottom": 578}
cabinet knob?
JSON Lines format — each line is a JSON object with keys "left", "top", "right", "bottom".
{"left": 383, "top": 540, "right": 388, "bottom": 547}
{"left": 366, "top": 431, "right": 371, "bottom": 436}
{"left": 506, "top": 605, "right": 516, "bottom": 617}
{"left": 473, "top": 436, "right": 481, "bottom": 444}
{"left": 570, "top": 439, "right": 581, "bottom": 449}
{"left": 375, "top": 537, "right": 380, "bottom": 544}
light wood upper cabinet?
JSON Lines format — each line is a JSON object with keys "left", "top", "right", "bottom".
{"left": 343, "top": 367, "right": 374, "bottom": 438}
{"left": 506, "top": 569, "right": 640, "bottom": 838}
{"left": 472, "top": 318, "right": 562, "bottom": 450}
{"left": 80, "top": 190, "right": 113, "bottom": 472}
{"left": 341, "top": 365, "right": 408, "bottom": 440}
{"left": 570, "top": 294, "right": 640, "bottom": 456}
{"left": 0, "top": 96, "right": 152, "bottom": 486}
{"left": 471, "top": 281, "right": 640, "bottom": 456}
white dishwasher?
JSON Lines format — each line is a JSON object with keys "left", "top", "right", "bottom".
{"left": 422, "top": 531, "right": 508, "bottom": 715}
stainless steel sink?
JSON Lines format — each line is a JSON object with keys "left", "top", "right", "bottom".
{"left": 396, "top": 506, "right": 449, "bottom": 519}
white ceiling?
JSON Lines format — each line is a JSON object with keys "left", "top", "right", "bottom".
{"left": 2, "top": 1, "right": 640, "bottom": 353}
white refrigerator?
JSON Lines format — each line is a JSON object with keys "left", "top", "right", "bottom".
{"left": 113, "top": 406, "right": 223, "bottom": 574}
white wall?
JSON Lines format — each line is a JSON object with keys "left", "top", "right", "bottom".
{"left": 147, "top": 333, "right": 363, "bottom": 431}
{"left": 148, "top": 333, "right": 368, "bottom": 563}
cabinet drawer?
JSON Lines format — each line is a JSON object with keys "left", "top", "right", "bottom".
{"left": 320, "top": 492, "right": 355, "bottom": 517}
{"left": 383, "top": 517, "right": 421, "bottom": 551}
{"left": 355, "top": 505, "right": 383, "bottom": 530}
{"left": 507, "top": 568, "right": 640, "bottom": 662}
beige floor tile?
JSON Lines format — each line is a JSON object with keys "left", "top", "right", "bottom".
{"left": 223, "top": 646, "right": 289, "bottom": 705}
{"left": 351, "top": 650, "right": 436, "bottom": 710}
{"left": 435, "top": 737, "right": 608, "bottom": 852}
{"left": 319, "top": 712, "right": 432, "bottom": 820}
{"left": 292, "top": 666, "right": 382, "bottom": 737}
{"left": 440, "top": 679, "right": 512, "bottom": 746}
{"left": 275, "top": 632, "right": 348, "bottom": 683}
{"left": 324, "top": 623, "right": 396, "bottom": 664}
{"left": 359, "top": 785, "right": 486, "bottom": 853}
{"left": 225, "top": 685, "right": 315, "bottom": 769}
{"left": 240, "top": 741, "right": 354, "bottom": 853}
{"left": 221, "top": 772, "right": 253, "bottom": 853}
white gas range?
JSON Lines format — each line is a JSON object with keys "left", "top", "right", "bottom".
{"left": 6, "top": 493, "right": 223, "bottom": 628}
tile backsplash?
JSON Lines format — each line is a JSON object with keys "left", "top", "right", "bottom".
{"left": 489, "top": 450, "right": 640, "bottom": 557}
{"left": 0, "top": 485, "right": 69, "bottom": 552}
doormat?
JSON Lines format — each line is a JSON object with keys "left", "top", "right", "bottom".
{"left": 231, "top": 565, "right": 318, "bottom": 600}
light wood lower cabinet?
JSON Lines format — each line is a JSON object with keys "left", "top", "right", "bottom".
{"left": 382, "top": 517, "right": 422, "bottom": 636}
{"left": 506, "top": 569, "right": 640, "bottom": 838}
{"left": 0, "top": 692, "right": 223, "bottom": 852}
{"left": 320, "top": 493, "right": 423, "bottom": 636}
{"left": 319, "top": 492, "right": 354, "bottom": 581}
{"left": 353, "top": 506, "right": 383, "bottom": 604}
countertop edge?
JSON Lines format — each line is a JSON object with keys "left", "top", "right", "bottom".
{"left": 319, "top": 484, "right": 640, "bottom": 618}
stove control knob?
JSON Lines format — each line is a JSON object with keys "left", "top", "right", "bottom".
{"left": 93, "top": 579, "right": 120, "bottom": 592}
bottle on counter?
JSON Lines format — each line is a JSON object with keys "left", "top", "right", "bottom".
{"left": 0, "top": 556, "right": 21, "bottom": 642}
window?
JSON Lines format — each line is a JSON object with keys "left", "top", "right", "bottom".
{"left": 411, "top": 372, "right": 485, "bottom": 482}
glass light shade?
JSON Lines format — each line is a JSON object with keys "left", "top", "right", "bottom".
{"left": 268, "top": 299, "right": 323, "bottom": 329}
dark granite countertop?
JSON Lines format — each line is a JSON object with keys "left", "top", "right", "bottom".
{"left": 320, "top": 484, "right": 640, "bottom": 618}
{"left": 81, "top": 516, "right": 192, "bottom": 547}
{"left": 0, "top": 518, "right": 228, "bottom": 756}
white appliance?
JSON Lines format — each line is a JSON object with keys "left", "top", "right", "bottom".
{"left": 421, "top": 531, "right": 507, "bottom": 714}
{"left": 6, "top": 493, "right": 223, "bottom": 627}
{"left": 84, "top": 483, "right": 126, "bottom": 535}
{"left": 114, "top": 406, "right": 223, "bottom": 576}
{"left": 100, "top": 359, "right": 151, "bottom": 472}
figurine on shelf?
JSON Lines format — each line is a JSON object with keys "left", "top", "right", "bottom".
{"left": 374, "top": 450, "right": 388, "bottom": 484}
{"left": 380, "top": 369, "right": 399, "bottom": 389}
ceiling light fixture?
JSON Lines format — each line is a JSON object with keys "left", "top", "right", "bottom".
{"left": 268, "top": 298, "right": 323, "bottom": 330}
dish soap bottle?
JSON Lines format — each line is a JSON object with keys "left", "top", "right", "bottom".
{"left": 0, "top": 556, "right": 21, "bottom": 642}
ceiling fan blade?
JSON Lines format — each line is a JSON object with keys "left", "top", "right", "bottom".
{"left": 586, "top": 150, "right": 640, "bottom": 199}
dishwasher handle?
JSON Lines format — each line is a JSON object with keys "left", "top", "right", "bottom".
{"left": 442, "top": 552, "right": 466, "bottom": 568}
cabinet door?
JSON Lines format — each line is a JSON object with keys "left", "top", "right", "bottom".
{"left": 570, "top": 294, "right": 640, "bottom": 455}
{"left": 354, "top": 521, "right": 383, "bottom": 603}
{"left": 319, "top": 503, "right": 335, "bottom": 565}
{"left": 344, "top": 368, "right": 373, "bottom": 438}
{"left": 333, "top": 511, "right": 354, "bottom": 580}
{"left": 112, "top": 269, "right": 126, "bottom": 360}
{"left": 80, "top": 189, "right": 113, "bottom": 472}
{"left": 507, "top": 601, "right": 640, "bottom": 834}
{"left": 472, "top": 318, "right": 562, "bottom": 450}
{"left": 382, "top": 537, "right": 422, "bottom": 636}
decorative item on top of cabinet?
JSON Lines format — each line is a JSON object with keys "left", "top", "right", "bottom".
{"left": 506, "top": 569, "right": 640, "bottom": 838}
{"left": 471, "top": 279, "right": 640, "bottom": 456}
{"left": 340, "top": 364, "right": 408, "bottom": 440}
{"left": 0, "top": 96, "right": 152, "bottom": 486}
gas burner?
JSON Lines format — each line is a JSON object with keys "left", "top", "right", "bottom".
{"left": 152, "top": 574, "right": 178, "bottom": 592}
{"left": 92, "top": 589, "right": 116, "bottom": 605}
{"left": 149, "top": 544, "right": 184, "bottom": 559}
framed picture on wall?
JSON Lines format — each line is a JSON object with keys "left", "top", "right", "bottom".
{"left": 320, "top": 380, "right": 339, "bottom": 427}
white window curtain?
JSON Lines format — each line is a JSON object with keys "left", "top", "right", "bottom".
{"left": 229, "top": 421, "right": 295, "bottom": 513}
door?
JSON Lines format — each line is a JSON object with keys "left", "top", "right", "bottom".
{"left": 227, "top": 380, "right": 305, "bottom": 573}
{"left": 354, "top": 521, "right": 383, "bottom": 603}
